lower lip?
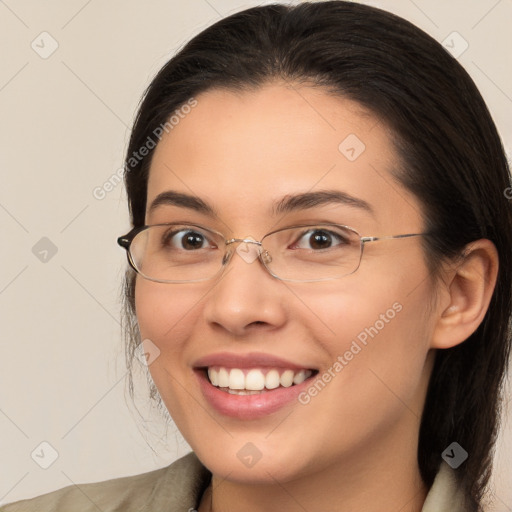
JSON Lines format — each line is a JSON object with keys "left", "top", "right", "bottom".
{"left": 195, "top": 369, "right": 316, "bottom": 420}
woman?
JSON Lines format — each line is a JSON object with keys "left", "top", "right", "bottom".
{"left": 3, "top": 1, "right": 511, "bottom": 511}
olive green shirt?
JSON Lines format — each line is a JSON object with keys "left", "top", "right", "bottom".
{"left": 1, "top": 452, "right": 466, "bottom": 511}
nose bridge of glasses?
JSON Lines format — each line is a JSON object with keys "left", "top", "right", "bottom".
{"left": 225, "top": 237, "right": 262, "bottom": 246}
{"left": 224, "top": 237, "right": 273, "bottom": 265}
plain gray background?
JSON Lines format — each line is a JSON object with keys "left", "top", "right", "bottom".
{"left": 1, "top": 0, "right": 511, "bottom": 509}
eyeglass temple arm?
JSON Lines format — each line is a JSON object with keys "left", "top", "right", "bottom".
{"left": 361, "top": 233, "right": 426, "bottom": 244}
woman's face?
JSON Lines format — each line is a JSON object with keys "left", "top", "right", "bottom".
{"left": 135, "top": 83, "right": 438, "bottom": 483}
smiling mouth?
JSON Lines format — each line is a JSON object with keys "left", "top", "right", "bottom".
{"left": 202, "top": 366, "right": 319, "bottom": 395}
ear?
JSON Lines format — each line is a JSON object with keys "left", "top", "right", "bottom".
{"left": 431, "top": 239, "right": 499, "bottom": 349}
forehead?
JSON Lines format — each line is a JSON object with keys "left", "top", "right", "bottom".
{"left": 146, "top": 83, "right": 422, "bottom": 232}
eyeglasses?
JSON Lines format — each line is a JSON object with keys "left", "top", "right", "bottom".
{"left": 117, "top": 222, "right": 427, "bottom": 283}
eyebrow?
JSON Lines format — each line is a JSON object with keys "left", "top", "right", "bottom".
{"left": 149, "top": 191, "right": 216, "bottom": 216}
{"left": 148, "top": 189, "right": 374, "bottom": 218}
{"left": 272, "top": 190, "right": 374, "bottom": 217}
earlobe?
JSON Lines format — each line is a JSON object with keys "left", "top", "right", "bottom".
{"left": 431, "top": 239, "right": 499, "bottom": 349}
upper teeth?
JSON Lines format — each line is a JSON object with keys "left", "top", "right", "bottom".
{"left": 207, "top": 367, "right": 312, "bottom": 391}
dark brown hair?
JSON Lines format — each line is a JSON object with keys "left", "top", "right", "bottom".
{"left": 121, "top": 2, "right": 512, "bottom": 509}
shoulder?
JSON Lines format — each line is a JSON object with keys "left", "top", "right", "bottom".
{"left": 1, "top": 452, "right": 211, "bottom": 512}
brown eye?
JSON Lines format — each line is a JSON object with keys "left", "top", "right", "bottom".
{"left": 162, "top": 229, "right": 210, "bottom": 250}
{"left": 293, "top": 229, "right": 348, "bottom": 250}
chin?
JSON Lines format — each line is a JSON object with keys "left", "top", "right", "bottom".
{"left": 189, "top": 433, "right": 319, "bottom": 484}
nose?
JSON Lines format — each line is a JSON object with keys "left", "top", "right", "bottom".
{"left": 202, "top": 240, "right": 288, "bottom": 337}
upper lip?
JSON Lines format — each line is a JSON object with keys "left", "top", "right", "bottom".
{"left": 193, "top": 352, "right": 317, "bottom": 370}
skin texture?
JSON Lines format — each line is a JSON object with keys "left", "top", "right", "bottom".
{"left": 134, "top": 83, "right": 498, "bottom": 512}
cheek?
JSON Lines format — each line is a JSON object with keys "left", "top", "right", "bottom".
{"left": 298, "top": 274, "right": 410, "bottom": 354}
{"left": 301, "top": 265, "right": 434, "bottom": 402}
{"left": 292, "top": 280, "right": 433, "bottom": 453}
{"left": 133, "top": 278, "right": 206, "bottom": 407}
{"left": 134, "top": 278, "right": 203, "bottom": 347}
{"left": 133, "top": 279, "right": 206, "bottom": 429}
